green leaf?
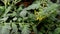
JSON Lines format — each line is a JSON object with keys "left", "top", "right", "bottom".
{"left": 20, "top": 10, "right": 28, "bottom": 17}
{"left": 0, "top": 6, "right": 5, "bottom": 17}
{"left": 11, "top": 23, "right": 18, "bottom": 34}
{"left": 3, "top": 5, "right": 12, "bottom": 17}
{"left": 1, "top": 23, "right": 11, "bottom": 34}
{"left": 21, "top": 24, "right": 30, "bottom": 34}
{"left": 32, "top": 25, "right": 38, "bottom": 34}
{"left": 54, "top": 28, "right": 60, "bottom": 34}
{"left": 26, "top": 3, "right": 40, "bottom": 10}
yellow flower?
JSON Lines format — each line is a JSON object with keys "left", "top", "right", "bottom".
{"left": 34, "top": 10, "right": 46, "bottom": 21}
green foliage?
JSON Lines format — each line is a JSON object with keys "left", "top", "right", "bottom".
{"left": 0, "top": 0, "right": 60, "bottom": 34}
